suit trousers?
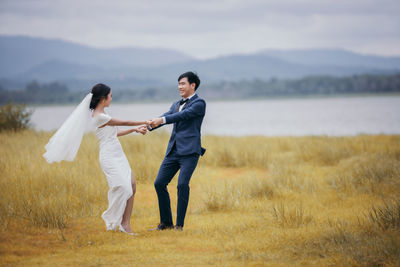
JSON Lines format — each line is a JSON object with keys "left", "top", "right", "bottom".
{"left": 154, "top": 146, "right": 200, "bottom": 227}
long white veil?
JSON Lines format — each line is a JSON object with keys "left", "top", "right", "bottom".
{"left": 43, "top": 93, "right": 93, "bottom": 163}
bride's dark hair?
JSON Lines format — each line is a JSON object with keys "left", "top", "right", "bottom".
{"left": 90, "top": 83, "right": 111, "bottom": 110}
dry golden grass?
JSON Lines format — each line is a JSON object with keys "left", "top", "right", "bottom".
{"left": 1, "top": 131, "right": 400, "bottom": 266}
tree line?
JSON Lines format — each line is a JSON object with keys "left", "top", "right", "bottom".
{"left": 1, "top": 73, "right": 399, "bottom": 105}
{"left": 202, "top": 73, "right": 400, "bottom": 98}
{"left": 0, "top": 81, "right": 80, "bottom": 105}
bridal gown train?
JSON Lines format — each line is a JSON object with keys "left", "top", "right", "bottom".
{"left": 93, "top": 113, "right": 133, "bottom": 230}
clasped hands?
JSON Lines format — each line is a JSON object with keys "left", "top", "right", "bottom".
{"left": 146, "top": 118, "right": 163, "bottom": 129}
{"left": 135, "top": 118, "right": 163, "bottom": 135}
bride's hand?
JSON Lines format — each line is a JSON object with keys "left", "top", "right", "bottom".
{"left": 136, "top": 126, "right": 147, "bottom": 135}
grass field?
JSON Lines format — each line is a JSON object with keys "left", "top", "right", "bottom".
{"left": 0, "top": 130, "right": 399, "bottom": 266}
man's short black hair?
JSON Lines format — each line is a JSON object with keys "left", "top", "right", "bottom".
{"left": 178, "top": 71, "right": 200, "bottom": 90}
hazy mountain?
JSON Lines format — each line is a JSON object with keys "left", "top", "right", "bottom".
{"left": 17, "top": 60, "right": 164, "bottom": 90}
{"left": 1, "top": 35, "right": 400, "bottom": 91}
{"left": 8, "top": 54, "right": 398, "bottom": 91}
{"left": 260, "top": 49, "right": 400, "bottom": 70}
{"left": 153, "top": 53, "right": 391, "bottom": 82}
{"left": 0, "top": 35, "right": 193, "bottom": 77}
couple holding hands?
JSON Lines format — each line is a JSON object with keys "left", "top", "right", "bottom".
{"left": 44, "top": 71, "right": 206, "bottom": 235}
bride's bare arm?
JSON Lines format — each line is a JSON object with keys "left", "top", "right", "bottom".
{"left": 117, "top": 126, "right": 147, "bottom": 137}
{"left": 106, "top": 118, "right": 149, "bottom": 127}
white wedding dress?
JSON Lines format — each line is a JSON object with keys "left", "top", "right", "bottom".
{"left": 93, "top": 113, "right": 133, "bottom": 230}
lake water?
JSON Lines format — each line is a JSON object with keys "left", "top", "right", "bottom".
{"left": 30, "top": 95, "right": 400, "bottom": 136}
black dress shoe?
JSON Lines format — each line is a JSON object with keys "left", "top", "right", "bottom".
{"left": 148, "top": 223, "right": 174, "bottom": 231}
{"left": 175, "top": 225, "right": 183, "bottom": 231}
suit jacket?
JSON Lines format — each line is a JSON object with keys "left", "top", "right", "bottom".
{"left": 154, "top": 94, "right": 206, "bottom": 156}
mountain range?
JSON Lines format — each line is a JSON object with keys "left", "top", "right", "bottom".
{"left": 1, "top": 35, "right": 400, "bottom": 91}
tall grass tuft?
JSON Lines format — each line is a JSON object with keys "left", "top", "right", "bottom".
{"left": 268, "top": 161, "right": 301, "bottom": 190}
{"left": 202, "top": 136, "right": 271, "bottom": 168}
{"left": 304, "top": 219, "right": 400, "bottom": 266}
{"left": 295, "top": 136, "right": 354, "bottom": 165}
{"left": 272, "top": 202, "right": 313, "bottom": 228}
{"left": 202, "top": 181, "right": 240, "bottom": 211}
{"left": 368, "top": 200, "right": 400, "bottom": 231}
{"left": 243, "top": 175, "right": 274, "bottom": 199}
{"left": 329, "top": 154, "right": 400, "bottom": 194}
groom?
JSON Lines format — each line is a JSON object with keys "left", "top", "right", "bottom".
{"left": 148, "top": 71, "right": 206, "bottom": 231}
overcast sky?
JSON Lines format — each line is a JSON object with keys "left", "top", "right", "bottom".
{"left": 1, "top": 0, "right": 399, "bottom": 59}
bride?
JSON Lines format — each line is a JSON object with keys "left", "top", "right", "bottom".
{"left": 43, "top": 83, "right": 148, "bottom": 235}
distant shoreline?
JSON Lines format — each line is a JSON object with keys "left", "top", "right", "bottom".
{"left": 25, "top": 92, "right": 400, "bottom": 107}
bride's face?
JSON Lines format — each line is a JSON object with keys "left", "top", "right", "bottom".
{"left": 104, "top": 91, "right": 112, "bottom": 107}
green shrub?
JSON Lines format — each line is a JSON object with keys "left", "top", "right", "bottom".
{"left": 0, "top": 103, "right": 32, "bottom": 131}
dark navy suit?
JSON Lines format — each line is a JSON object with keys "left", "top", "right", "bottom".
{"left": 153, "top": 94, "right": 206, "bottom": 227}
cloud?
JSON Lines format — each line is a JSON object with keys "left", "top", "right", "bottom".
{"left": 0, "top": 0, "right": 399, "bottom": 58}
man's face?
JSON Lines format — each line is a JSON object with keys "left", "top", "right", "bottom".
{"left": 178, "top": 77, "right": 195, "bottom": 99}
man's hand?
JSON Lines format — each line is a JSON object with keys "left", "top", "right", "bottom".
{"left": 144, "top": 120, "right": 152, "bottom": 130}
{"left": 149, "top": 118, "right": 163, "bottom": 128}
